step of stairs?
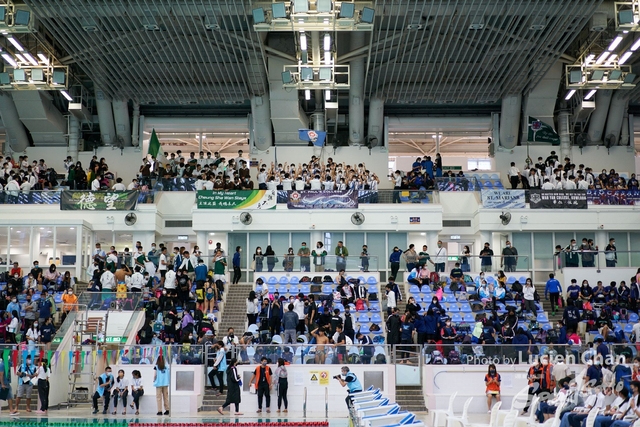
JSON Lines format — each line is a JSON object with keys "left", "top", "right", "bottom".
{"left": 395, "top": 385, "right": 427, "bottom": 412}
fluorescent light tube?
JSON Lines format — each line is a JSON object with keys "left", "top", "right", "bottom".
{"left": 60, "top": 90, "right": 72, "bottom": 101}
{"left": 595, "top": 52, "right": 610, "bottom": 64}
{"left": 7, "top": 36, "right": 23, "bottom": 51}
{"left": 1, "top": 53, "right": 16, "bottom": 67}
{"left": 584, "top": 89, "right": 597, "bottom": 100}
{"left": 619, "top": 51, "right": 633, "bottom": 65}
{"left": 22, "top": 52, "right": 38, "bottom": 66}
{"left": 37, "top": 52, "right": 48, "bottom": 64}
{"left": 324, "top": 34, "right": 330, "bottom": 51}
{"left": 607, "top": 35, "right": 624, "bottom": 51}
{"left": 564, "top": 90, "right": 576, "bottom": 100}
{"left": 304, "top": 89, "right": 310, "bottom": 100}
{"left": 300, "top": 32, "right": 307, "bottom": 51}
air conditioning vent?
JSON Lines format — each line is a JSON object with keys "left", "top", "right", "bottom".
{"left": 165, "top": 220, "right": 193, "bottom": 228}
{"left": 442, "top": 220, "right": 471, "bottom": 227}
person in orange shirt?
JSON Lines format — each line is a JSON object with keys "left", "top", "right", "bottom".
{"left": 61, "top": 287, "right": 78, "bottom": 323}
{"left": 485, "top": 363, "right": 501, "bottom": 413}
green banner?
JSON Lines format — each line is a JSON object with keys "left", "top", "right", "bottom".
{"left": 197, "top": 189, "right": 276, "bottom": 209}
{"left": 60, "top": 190, "right": 139, "bottom": 211}
{"left": 527, "top": 116, "right": 560, "bottom": 145}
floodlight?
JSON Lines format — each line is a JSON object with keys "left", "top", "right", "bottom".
{"left": 0, "top": 6, "right": 6, "bottom": 22}
{"left": 52, "top": 70, "right": 66, "bottom": 85}
{"left": 361, "top": 7, "right": 375, "bottom": 24}
{"left": 252, "top": 8, "right": 266, "bottom": 24}
{"left": 13, "top": 68, "right": 25, "bottom": 82}
{"left": 30, "top": 68, "right": 44, "bottom": 82}
{"left": 590, "top": 70, "right": 604, "bottom": 81}
{"left": 14, "top": 9, "right": 30, "bottom": 26}
{"left": 624, "top": 73, "right": 636, "bottom": 83}
{"left": 317, "top": 0, "right": 332, "bottom": 13}
{"left": 319, "top": 68, "right": 331, "bottom": 81}
{"left": 609, "top": 70, "right": 623, "bottom": 80}
{"left": 619, "top": 10, "right": 635, "bottom": 25}
{"left": 281, "top": 70, "right": 293, "bottom": 84}
{"left": 569, "top": 70, "right": 583, "bottom": 84}
{"left": 339, "top": 3, "right": 355, "bottom": 18}
{"left": 0, "top": 73, "right": 9, "bottom": 85}
{"left": 301, "top": 67, "right": 313, "bottom": 81}
{"left": 293, "top": 0, "right": 309, "bottom": 13}
{"left": 272, "top": 3, "right": 287, "bottom": 19}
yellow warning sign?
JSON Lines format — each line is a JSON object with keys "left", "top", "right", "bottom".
{"left": 310, "top": 374, "right": 318, "bottom": 381}
{"left": 319, "top": 370, "right": 329, "bottom": 386}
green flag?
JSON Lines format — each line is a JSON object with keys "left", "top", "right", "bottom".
{"left": 527, "top": 116, "right": 560, "bottom": 145}
{"left": 147, "top": 129, "right": 163, "bottom": 158}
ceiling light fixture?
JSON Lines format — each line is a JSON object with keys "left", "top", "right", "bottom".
{"left": 6, "top": 36, "right": 24, "bottom": 51}
{"left": 300, "top": 32, "right": 307, "bottom": 51}
{"left": 595, "top": 51, "right": 610, "bottom": 64}
{"left": 22, "top": 53, "right": 38, "bottom": 66}
{"left": 607, "top": 35, "right": 624, "bottom": 51}
{"left": 325, "top": 90, "right": 330, "bottom": 100}
{"left": 631, "top": 39, "right": 640, "bottom": 52}
{"left": 60, "top": 90, "right": 73, "bottom": 101}
{"left": 37, "top": 52, "right": 48, "bottom": 64}
{"left": 305, "top": 89, "right": 311, "bottom": 100}
{"left": 564, "top": 89, "right": 576, "bottom": 100}
{"left": 619, "top": 51, "right": 633, "bottom": 64}
{"left": 1, "top": 53, "right": 16, "bottom": 67}
{"left": 584, "top": 89, "right": 597, "bottom": 100}
{"left": 324, "top": 33, "right": 331, "bottom": 51}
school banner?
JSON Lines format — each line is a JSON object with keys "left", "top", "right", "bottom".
{"left": 528, "top": 190, "right": 587, "bottom": 209}
{"left": 481, "top": 189, "right": 526, "bottom": 209}
{"left": 60, "top": 191, "right": 139, "bottom": 211}
{"left": 287, "top": 189, "right": 358, "bottom": 209}
{"left": 196, "top": 190, "right": 276, "bottom": 209}
{"left": 587, "top": 189, "right": 640, "bottom": 206}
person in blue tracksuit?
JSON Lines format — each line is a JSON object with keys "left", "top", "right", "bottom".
{"left": 545, "top": 273, "right": 563, "bottom": 315}
{"left": 92, "top": 366, "right": 114, "bottom": 414}
{"left": 336, "top": 366, "right": 362, "bottom": 409}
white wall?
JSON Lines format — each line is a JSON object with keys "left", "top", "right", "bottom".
{"left": 252, "top": 145, "right": 392, "bottom": 189}
{"left": 494, "top": 145, "right": 636, "bottom": 176}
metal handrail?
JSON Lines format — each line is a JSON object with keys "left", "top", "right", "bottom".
{"left": 325, "top": 386, "right": 329, "bottom": 419}
{"left": 303, "top": 386, "right": 307, "bottom": 418}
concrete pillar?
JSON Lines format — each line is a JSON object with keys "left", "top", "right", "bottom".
{"left": 0, "top": 92, "right": 29, "bottom": 152}
{"left": 587, "top": 90, "right": 613, "bottom": 143}
{"left": 499, "top": 95, "right": 522, "bottom": 149}
{"left": 95, "top": 89, "right": 116, "bottom": 145}
{"left": 367, "top": 97, "right": 384, "bottom": 145}
{"left": 349, "top": 32, "right": 366, "bottom": 145}
{"left": 251, "top": 95, "right": 273, "bottom": 150}
{"left": 558, "top": 110, "right": 571, "bottom": 161}
{"left": 603, "top": 91, "right": 628, "bottom": 144}
{"left": 131, "top": 102, "right": 140, "bottom": 147}
{"left": 68, "top": 115, "right": 80, "bottom": 160}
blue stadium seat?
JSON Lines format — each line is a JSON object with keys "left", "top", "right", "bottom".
{"left": 507, "top": 276, "right": 516, "bottom": 284}
{"left": 359, "top": 324, "right": 371, "bottom": 334}
{"left": 276, "top": 276, "right": 287, "bottom": 285}
{"left": 493, "top": 181, "right": 504, "bottom": 189}
{"left": 463, "top": 313, "right": 475, "bottom": 323}
{"left": 481, "top": 174, "right": 490, "bottom": 180}
{"left": 371, "top": 313, "right": 383, "bottom": 324}
{"left": 519, "top": 276, "right": 528, "bottom": 284}
{"left": 537, "top": 314, "right": 549, "bottom": 323}
{"left": 448, "top": 304, "right": 460, "bottom": 313}
{"left": 542, "top": 323, "right": 552, "bottom": 331}
{"left": 451, "top": 313, "right": 463, "bottom": 323}
{"left": 443, "top": 287, "right": 452, "bottom": 294}
{"left": 369, "top": 302, "right": 380, "bottom": 312}
{"left": 630, "top": 313, "right": 639, "bottom": 323}
{"left": 367, "top": 285, "right": 378, "bottom": 294}
{"left": 358, "top": 313, "right": 370, "bottom": 323}
{"left": 460, "top": 303, "right": 472, "bottom": 313}
{"left": 289, "top": 285, "right": 299, "bottom": 294}
{"left": 278, "top": 285, "right": 288, "bottom": 294}
{"left": 444, "top": 295, "right": 457, "bottom": 303}
{"left": 54, "top": 293, "right": 63, "bottom": 304}
{"left": 358, "top": 276, "right": 366, "bottom": 284}
{"left": 300, "top": 284, "right": 311, "bottom": 294}
{"left": 421, "top": 285, "right": 431, "bottom": 294}
{"left": 367, "top": 277, "right": 377, "bottom": 285}
{"left": 322, "top": 284, "right": 333, "bottom": 294}
{"left": 483, "top": 181, "right": 493, "bottom": 188}
{"left": 490, "top": 173, "right": 500, "bottom": 180}
{"left": 625, "top": 324, "right": 634, "bottom": 334}
{"left": 290, "top": 276, "right": 300, "bottom": 284}
{"left": 334, "top": 303, "right": 344, "bottom": 313}
{"left": 267, "top": 285, "right": 276, "bottom": 294}
{"left": 409, "top": 285, "right": 420, "bottom": 295}
{"left": 486, "top": 276, "right": 496, "bottom": 285}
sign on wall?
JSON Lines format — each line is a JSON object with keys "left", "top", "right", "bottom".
{"left": 196, "top": 190, "right": 276, "bottom": 209}
{"left": 481, "top": 189, "right": 526, "bottom": 209}
{"left": 60, "top": 191, "right": 139, "bottom": 211}
{"left": 528, "top": 190, "right": 587, "bottom": 209}
{"left": 587, "top": 189, "right": 640, "bottom": 206}
{"left": 287, "top": 190, "right": 358, "bottom": 209}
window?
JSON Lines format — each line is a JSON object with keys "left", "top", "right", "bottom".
{"left": 467, "top": 159, "right": 492, "bottom": 171}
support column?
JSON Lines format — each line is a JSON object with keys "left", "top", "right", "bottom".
{"left": 251, "top": 95, "right": 273, "bottom": 151}
{"left": 95, "top": 89, "right": 116, "bottom": 145}
{"left": 499, "top": 95, "right": 521, "bottom": 149}
{"left": 349, "top": 32, "right": 365, "bottom": 145}
{"left": 558, "top": 110, "right": 571, "bottom": 161}
{"left": 131, "top": 102, "right": 140, "bottom": 147}
{"left": 68, "top": 115, "right": 80, "bottom": 160}
{"left": 0, "top": 92, "right": 29, "bottom": 152}
{"left": 587, "top": 90, "right": 613, "bottom": 143}
{"left": 367, "top": 97, "right": 384, "bottom": 146}
{"left": 112, "top": 100, "right": 132, "bottom": 146}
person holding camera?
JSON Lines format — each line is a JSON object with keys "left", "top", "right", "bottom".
{"left": 335, "top": 366, "right": 362, "bottom": 409}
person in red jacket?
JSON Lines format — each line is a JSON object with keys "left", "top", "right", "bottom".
{"left": 522, "top": 356, "right": 555, "bottom": 415}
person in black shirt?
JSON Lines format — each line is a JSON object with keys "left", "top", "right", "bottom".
{"left": 449, "top": 262, "right": 464, "bottom": 295}
{"left": 249, "top": 357, "right": 272, "bottom": 413}
{"left": 30, "top": 261, "right": 43, "bottom": 289}
{"left": 343, "top": 307, "right": 355, "bottom": 342}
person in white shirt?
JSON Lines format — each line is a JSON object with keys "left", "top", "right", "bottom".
{"left": 112, "top": 178, "right": 126, "bottom": 191}
{"left": 507, "top": 162, "right": 521, "bottom": 189}
{"left": 127, "top": 179, "right": 138, "bottom": 191}
{"left": 91, "top": 176, "right": 101, "bottom": 191}
{"left": 266, "top": 177, "right": 278, "bottom": 191}
{"left": 432, "top": 241, "right": 447, "bottom": 273}
{"left": 158, "top": 247, "right": 168, "bottom": 286}
{"left": 564, "top": 176, "right": 577, "bottom": 190}
{"left": 111, "top": 369, "right": 129, "bottom": 415}
{"left": 281, "top": 174, "right": 293, "bottom": 191}
{"left": 294, "top": 177, "right": 305, "bottom": 191}
{"left": 385, "top": 285, "right": 396, "bottom": 315}
{"left": 235, "top": 150, "right": 244, "bottom": 171}
{"left": 257, "top": 168, "right": 267, "bottom": 190}
{"left": 323, "top": 176, "right": 335, "bottom": 190}
{"left": 164, "top": 269, "right": 176, "bottom": 290}
{"left": 541, "top": 179, "right": 555, "bottom": 190}
{"left": 293, "top": 294, "right": 306, "bottom": 333}
{"left": 577, "top": 176, "right": 589, "bottom": 190}
{"left": 203, "top": 178, "right": 214, "bottom": 190}
{"left": 310, "top": 175, "right": 322, "bottom": 190}
{"left": 129, "top": 266, "right": 145, "bottom": 291}
{"left": 100, "top": 269, "right": 115, "bottom": 290}
{"left": 20, "top": 180, "right": 32, "bottom": 194}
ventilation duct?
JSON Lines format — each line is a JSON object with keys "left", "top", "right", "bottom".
{"left": 387, "top": 116, "right": 492, "bottom": 133}
{"left": 499, "top": 95, "right": 521, "bottom": 149}
{"left": 251, "top": 95, "right": 273, "bottom": 151}
{"left": 267, "top": 56, "right": 307, "bottom": 143}
{"left": 587, "top": 90, "right": 613, "bottom": 143}
{"left": 349, "top": 32, "right": 366, "bottom": 145}
{"left": 96, "top": 89, "right": 116, "bottom": 145}
{"left": 521, "top": 62, "right": 562, "bottom": 142}
{"left": 68, "top": 115, "right": 79, "bottom": 159}
{"left": 368, "top": 97, "right": 384, "bottom": 146}
{"left": 11, "top": 91, "right": 66, "bottom": 146}
{"left": 131, "top": 102, "right": 140, "bottom": 147}
{"left": 112, "top": 100, "right": 132, "bottom": 146}
{"left": 603, "top": 91, "right": 628, "bottom": 145}
{"left": 0, "top": 92, "right": 29, "bottom": 152}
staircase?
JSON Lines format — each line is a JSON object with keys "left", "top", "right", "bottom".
{"left": 199, "top": 387, "right": 227, "bottom": 412}
{"left": 218, "top": 283, "right": 254, "bottom": 335}
{"left": 395, "top": 385, "right": 427, "bottom": 413}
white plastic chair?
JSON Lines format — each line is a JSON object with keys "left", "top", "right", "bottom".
{"left": 431, "top": 391, "right": 458, "bottom": 427}
{"left": 446, "top": 397, "right": 474, "bottom": 427}
{"left": 515, "top": 395, "right": 539, "bottom": 427}
{"left": 542, "top": 394, "right": 566, "bottom": 427}
{"left": 584, "top": 407, "right": 599, "bottom": 427}
{"left": 503, "top": 410, "right": 518, "bottom": 427}
{"left": 471, "top": 401, "right": 502, "bottom": 427}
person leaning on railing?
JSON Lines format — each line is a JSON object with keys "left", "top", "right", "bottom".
{"left": 61, "top": 288, "right": 78, "bottom": 324}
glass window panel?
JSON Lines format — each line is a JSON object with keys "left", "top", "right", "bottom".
{"left": 57, "top": 227, "right": 77, "bottom": 266}
{"left": 95, "top": 231, "right": 113, "bottom": 251}
{"left": 511, "top": 232, "right": 531, "bottom": 270}
{"left": 366, "top": 233, "right": 386, "bottom": 278}
{"left": 533, "top": 233, "right": 553, "bottom": 271}
{"left": 323, "top": 232, "right": 343, "bottom": 254}
{"left": 291, "top": 233, "right": 310, "bottom": 249}
{"left": 608, "top": 232, "right": 629, "bottom": 267}
{"left": 0, "top": 226, "right": 8, "bottom": 271}
{"left": 630, "top": 233, "right": 640, "bottom": 267}
{"left": 10, "top": 226, "right": 31, "bottom": 273}
{"left": 554, "top": 232, "right": 575, "bottom": 250}
{"left": 37, "top": 227, "right": 54, "bottom": 267}
{"left": 345, "top": 233, "right": 365, "bottom": 255}
{"left": 249, "top": 233, "right": 268, "bottom": 280}
{"left": 228, "top": 233, "right": 247, "bottom": 268}
{"left": 388, "top": 232, "right": 407, "bottom": 281}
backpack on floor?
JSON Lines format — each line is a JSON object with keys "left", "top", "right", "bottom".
{"left": 323, "top": 275, "right": 333, "bottom": 283}
{"left": 431, "top": 350, "right": 444, "bottom": 365}
{"left": 375, "top": 353, "right": 386, "bottom": 364}
{"left": 447, "top": 350, "right": 461, "bottom": 365}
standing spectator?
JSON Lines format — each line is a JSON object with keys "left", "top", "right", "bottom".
{"left": 386, "top": 307, "right": 401, "bottom": 346}
{"left": 418, "top": 245, "right": 430, "bottom": 268}
{"left": 433, "top": 241, "right": 447, "bottom": 273}
{"left": 208, "top": 341, "right": 227, "bottom": 395}
{"left": 479, "top": 242, "right": 494, "bottom": 273}
{"left": 7, "top": 310, "right": 19, "bottom": 344}
{"left": 112, "top": 369, "right": 129, "bottom": 415}
{"left": 562, "top": 300, "right": 581, "bottom": 334}
{"left": 30, "top": 261, "right": 43, "bottom": 290}
{"left": 250, "top": 356, "right": 272, "bottom": 413}
{"left": 217, "top": 358, "right": 242, "bottom": 415}
{"left": 335, "top": 241, "right": 348, "bottom": 272}
{"left": 265, "top": 246, "right": 276, "bottom": 272}
{"left": 273, "top": 358, "right": 288, "bottom": 413}
{"left": 92, "top": 366, "right": 114, "bottom": 414}
{"left": 605, "top": 238, "right": 617, "bottom": 268}
{"left": 0, "top": 353, "right": 17, "bottom": 415}
{"left": 153, "top": 354, "right": 170, "bottom": 416}
{"left": 523, "top": 356, "right": 554, "bottom": 415}
{"left": 389, "top": 246, "right": 401, "bottom": 279}
{"left": 213, "top": 250, "right": 227, "bottom": 288}
{"left": 298, "top": 242, "right": 311, "bottom": 272}
{"left": 403, "top": 244, "right": 418, "bottom": 272}
{"left": 40, "top": 317, "right": 55, "bottom": 351}
{"left": 35, "top": 358, "right": 50, "bottom": 414}
{"left": 360, "top": 245, "right": 370, "bottom": 272}
{"left": 16, "top": 355, "right": 37, "bottom": 413}
{"left": 501, "top": 241, "right": 518, "bottom": 272}
{"left": 485, "top": 364, "right": 501, "bottom": 412}
{"left": 392, "top": 170, "right": 402, "bottom": 203}
{"left": 508, "top": 162, "right": 521, "bottom": 189}
{"left": 545, "top": 273, "right": 562, "bottom": 316}
{"left": 460, "top": 245, "right": 471, "bottom": 272}
{"left": 246, "top": 290, "right": 259, "bottom": 326}
{"left": 580, "top": 238, "right": 595, "bottom": 267}
{"left": 282, "top": 303, "right": 298, "bottom": 344}
{"left": 129, "top": 370, "right": 143, "bottom": 415}
{"left": 523, "top": 280, "right": 538, "bottom": 317}
{"left": 312, "top": 242, "right": 327, "bottom": 272}
{"left": 232, "top": 246, "right": 242, "bottom": 284}
{"left": 61, "top": 288, "right": 78, "bottom": 324}
{"left": 385, "top": 284, "right": 397, "bottom": 316}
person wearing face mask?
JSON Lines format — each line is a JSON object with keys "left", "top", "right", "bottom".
{"left": 297, "top": 242, "right": 310, "bottom": 272}
{"left": 392, "top": 170, "right": 402, "bottom": 203}
{"left": 580, "top": 238, "right": 595, "bottom": 268}
{"left": 111, "top": 369, "right": 129, "bottom": 415}
{"left": 232, "top": 246, "right": 242, "bottom": 284}
{"left": 484, "top": 363, "right": 501, "bottom": 412}
{"left": 605, "top": 238, "right": 617, "bottom": 268}
{"left": 253, "top": 247, "right": 264, "bottom": 273}
{"left": 564, "top": 239, "right": 580, "bottom": 268}
{"left": 523, "top": 279, "right": 538, "bottom": 317}
{"left": 22, "top": 293, "right": 38, "bottom": 332}
{"left": 501, "top": 241, "right": 518, "bottom": 272}
{"left": 432, "top": 241, "right": 447, "bottom": 273}
{"left": 61, "top": 287, "right": 78, "bottom": 324}
{"left": 16, "top": 355, "right": 37, "bottom": 413}
{"left": 523, "top": 356, "right": 555, "bottom": 415}
{"left": 249, "top": 356, "right": 273, "bottom": 413}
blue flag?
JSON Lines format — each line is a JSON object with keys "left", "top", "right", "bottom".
{"left": 298, "top": 129, "right": 326, "bottom": 147}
